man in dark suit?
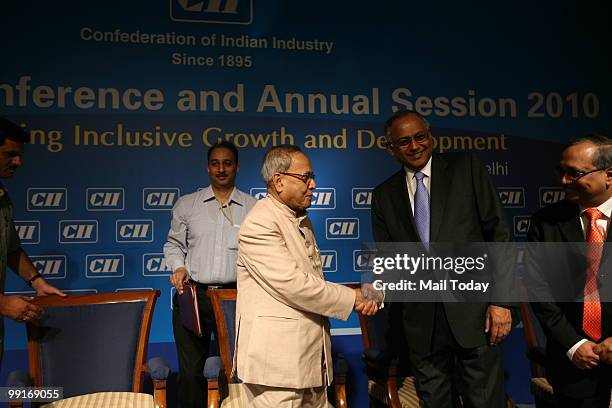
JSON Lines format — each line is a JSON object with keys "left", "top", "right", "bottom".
{"left": 527, "top": 135, "right": 612, "bottom": 408}
{"left": 370, "top": 110, "right": 513, "bottom": 407}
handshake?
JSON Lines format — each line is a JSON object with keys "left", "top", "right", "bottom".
{"left": 353, "top": 283, "right": 384, "bottom": 316}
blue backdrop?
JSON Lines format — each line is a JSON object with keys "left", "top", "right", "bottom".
{"left": 0, "top": 1, "right": 610, "bottom": 406}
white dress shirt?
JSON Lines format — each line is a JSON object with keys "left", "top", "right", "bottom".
{"left": 403, "top": 157, "right": 433, "bottom": 216}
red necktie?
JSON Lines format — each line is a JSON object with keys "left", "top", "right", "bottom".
{"left": 583, "top": 208, "right": 603, "bottom": 341}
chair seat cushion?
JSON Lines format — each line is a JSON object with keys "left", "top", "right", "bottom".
{"left": 368, "top": 376, "right": 419, "bottom": 408}
{"left": 41, "top": 392, "right": 155, "bottom": 408}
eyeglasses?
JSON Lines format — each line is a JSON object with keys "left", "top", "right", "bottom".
{"left": 387, "top": 132, "right": 430, "bottom": 149}
{"left": 556, "top": 166, "right": 609, "bottom": 181}
{"left": 278, "top": 171, "right": 316, "bottom": 184}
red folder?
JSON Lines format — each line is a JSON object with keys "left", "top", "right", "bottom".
{"left": 178, "top": 281, "right": 202, "bottom": 337}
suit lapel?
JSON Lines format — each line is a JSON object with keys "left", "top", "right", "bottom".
{"left": 388, "top": 170, "right": 420, "bottom": 241}
{"left": 430, "top": 155, "right": 450, "bottom": 242}
{"left": 558, "top": 215, "right": 584, "bottom": 243}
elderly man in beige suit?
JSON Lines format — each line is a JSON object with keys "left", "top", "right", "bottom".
{"left": 235, "top": 145, "right": 377, "bottom": 407}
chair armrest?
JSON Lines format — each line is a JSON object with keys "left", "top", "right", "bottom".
{"left": 204, "top": 356, "right": 222, "bottom": 381}
{"left": 147, "top": 357, "right": 170, "bottom": 381}
{"left": 6, "top": 370, "right": 29, "bottom": 387}
{"left": 6, "top": 371, "right": 29, "bottom": 408}
{"left": 147, "top": 358, "right": 169, "bottom": 408}
{"left": 332, "top": 353, "right": 348, "bottom": 408}
{"left": 204, "top": 356, "right": 229, "bottom": 408}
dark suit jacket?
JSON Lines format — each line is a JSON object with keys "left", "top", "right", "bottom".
{"left": 527, "top": 200, "right": 612, "bottom": 398}
{"left": 371, "top": 152, "right": 513, "bottom": 353}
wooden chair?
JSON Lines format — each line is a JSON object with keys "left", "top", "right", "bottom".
{"left": 352, "top": 283, "right": 418, "bottom": 408}
{"left": 518, "top": 302, "right": 555, "bottom": 408}
{"left": 8, "top": 291, "right": 167, "bottom": 408}
{"left": 206, "top": 288, "right": 349, "bottom": 408}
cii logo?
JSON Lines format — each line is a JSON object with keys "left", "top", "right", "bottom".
{"left": 86, "top": 188, "right": 124, "bottom": 211}
{"left": 513, "top": 216, "right": 531, "bottom": 237}
{"left": 14, "top": 220, "right": 40, "bottom": 244}
{"left": 86, "top": 254, "right": 124, "bottom": 278}
{"left": 116, "top": 220, "right": 154, "bottom": 243}
{"left": 310, "top": 188, "right": 336, "bottom": 210}
{"left": 250, "top": 188, "right": 268, "bottom": 200}
{"left": 352, "top": 188, "right": 373, "bottom": 210}
{"left": 319, "top": 250, "right": 337, "bottom": 273}
{"left": 143, "top": 188, "right": 180, "bottom": 210}
{"left": 353, "top": 250, "right": 375, "bottom": 272}
{"left": 497, "top": 187, "right": 526, "bottom": 208}
{"left": 170, "top": 0, "right": 253, "bottom": 25}
{"left": 326, "top": 218, "right": 359, "bottom": 240}
{"left": 143, "top": 253, "right": 173, "bottom": 276}
{"left": 27, "top": 188, "right": 67, "bottom": 211}
{"left": 539, "top": 187, "right": 565, "bottom": 207}
{"left": 30, "top": 255, "right": 66, "bottom": 279}
{"left": 59, "top": 220, "right": 98, "bottom": 243}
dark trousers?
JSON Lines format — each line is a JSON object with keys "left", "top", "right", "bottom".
{"left": 172, "top": 285, "right": 216, "bottom": 408}
{"left": 409, "top": 304, "right": 506, "bottom": 408}
{"left": 554, "top": 379, "right": 612, "bottom": 408}
{"left": 554, "top": 391, "right": 611, "bottom": 408}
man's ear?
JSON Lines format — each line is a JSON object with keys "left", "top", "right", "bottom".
{"left": 605, "top": 168, "right": 612, "bottom": 188}
{"left": 271, "top": 173, "right": 284, "bottom": 194}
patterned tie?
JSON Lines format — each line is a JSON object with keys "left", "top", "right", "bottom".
{"left": 583, "top": 208, "right": 603, "bottom": 341}
{"left": 413, "top": 171, "right": 430, "bottom": 243}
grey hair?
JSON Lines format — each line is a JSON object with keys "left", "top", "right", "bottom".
{"left": 261, "top": 144, "right": 303, "bottom": 184}
{"left": 383, "top": 109, "right": 431, "bottom": 143}
{"left": 569, "top": 134, "right": 612, "bottom": 168}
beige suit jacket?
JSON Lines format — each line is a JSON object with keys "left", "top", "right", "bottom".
{"left": 234, "top": 195, "right": 355, "bottom": 388}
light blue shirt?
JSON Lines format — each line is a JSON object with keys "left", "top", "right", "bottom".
{"left": 163, "top": 186, "right": 256, "bottom": 284}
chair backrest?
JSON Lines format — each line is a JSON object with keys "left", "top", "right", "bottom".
{"left": 519, "top": 302, "right": 548, "bottom": 378}
{"left": 27, "top": 291, "right": 159, "bottom": 399}
{"left": 207, "top": 289, "right": 237, "bottom": 382}
{"left": 347, "top": 284, "right": 388, "bottom": 351}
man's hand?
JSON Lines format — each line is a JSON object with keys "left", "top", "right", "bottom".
{"left": 0, "top": 295, "right": 43, "bottom": 323}
{"left": 572, "top": 341, "right": 600, "bottom": 369}
{"left": 31, "top": 278, "right": 67, "bottom": 297}
{"left": 593, "top": 337, "right": 612, "bottom": 364}
{"left": 361, "top": 283, "right": 384, "bottom": 303}
{"left": 484, "top": 305, "right": 512, "bottom": 346}
{"left": 169, "top": 267, "right": 188, "bottom": 295}
{"left": 354, "top": 288, "right": 379, "bottom": 316}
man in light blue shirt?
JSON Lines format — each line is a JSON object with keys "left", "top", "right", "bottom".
{"left": 164, "top": 140, "right": 255, "bottom": 408}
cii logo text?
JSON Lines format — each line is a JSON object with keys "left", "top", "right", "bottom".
{"left": 326, "top": 218, "right": 359, "bottom": 240}
{"left": 86, "top": 254, "right": 124, "bottom": 278}
{"left": 87, "top": 188, "right": 124, "bottom": 211}
{"left": 116, "top": 220, "right": 154, "bottom": 242}
{"left": 170, "top": 0, "right": 253, "bottom": 25}
{"left": 28, "top": 188, "right": 67, "bottom": 211}
{"left": 143, "top": 188, "right": 179, "bottom": 210}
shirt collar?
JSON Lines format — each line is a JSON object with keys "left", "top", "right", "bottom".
{"left": 404, "top": 156, "right": 433, "bottom": 180}
{"left": 267, "top": 194, "right": 308, "bottom": 222}
{"left": 200, "top": 185, "right": 245, "bottom": 206}
{"left": 581, "top": 195, "right": 612, "bottom": 219}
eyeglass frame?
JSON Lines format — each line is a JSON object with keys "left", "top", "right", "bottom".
{"left": 277, "top": 171, "right": 316, "bottom": 184}
{"left": 385, "top": 130, "right": 431, "bottom": 149}
{"left": 557, "top": 166, "right": 610, "bottom": 182}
